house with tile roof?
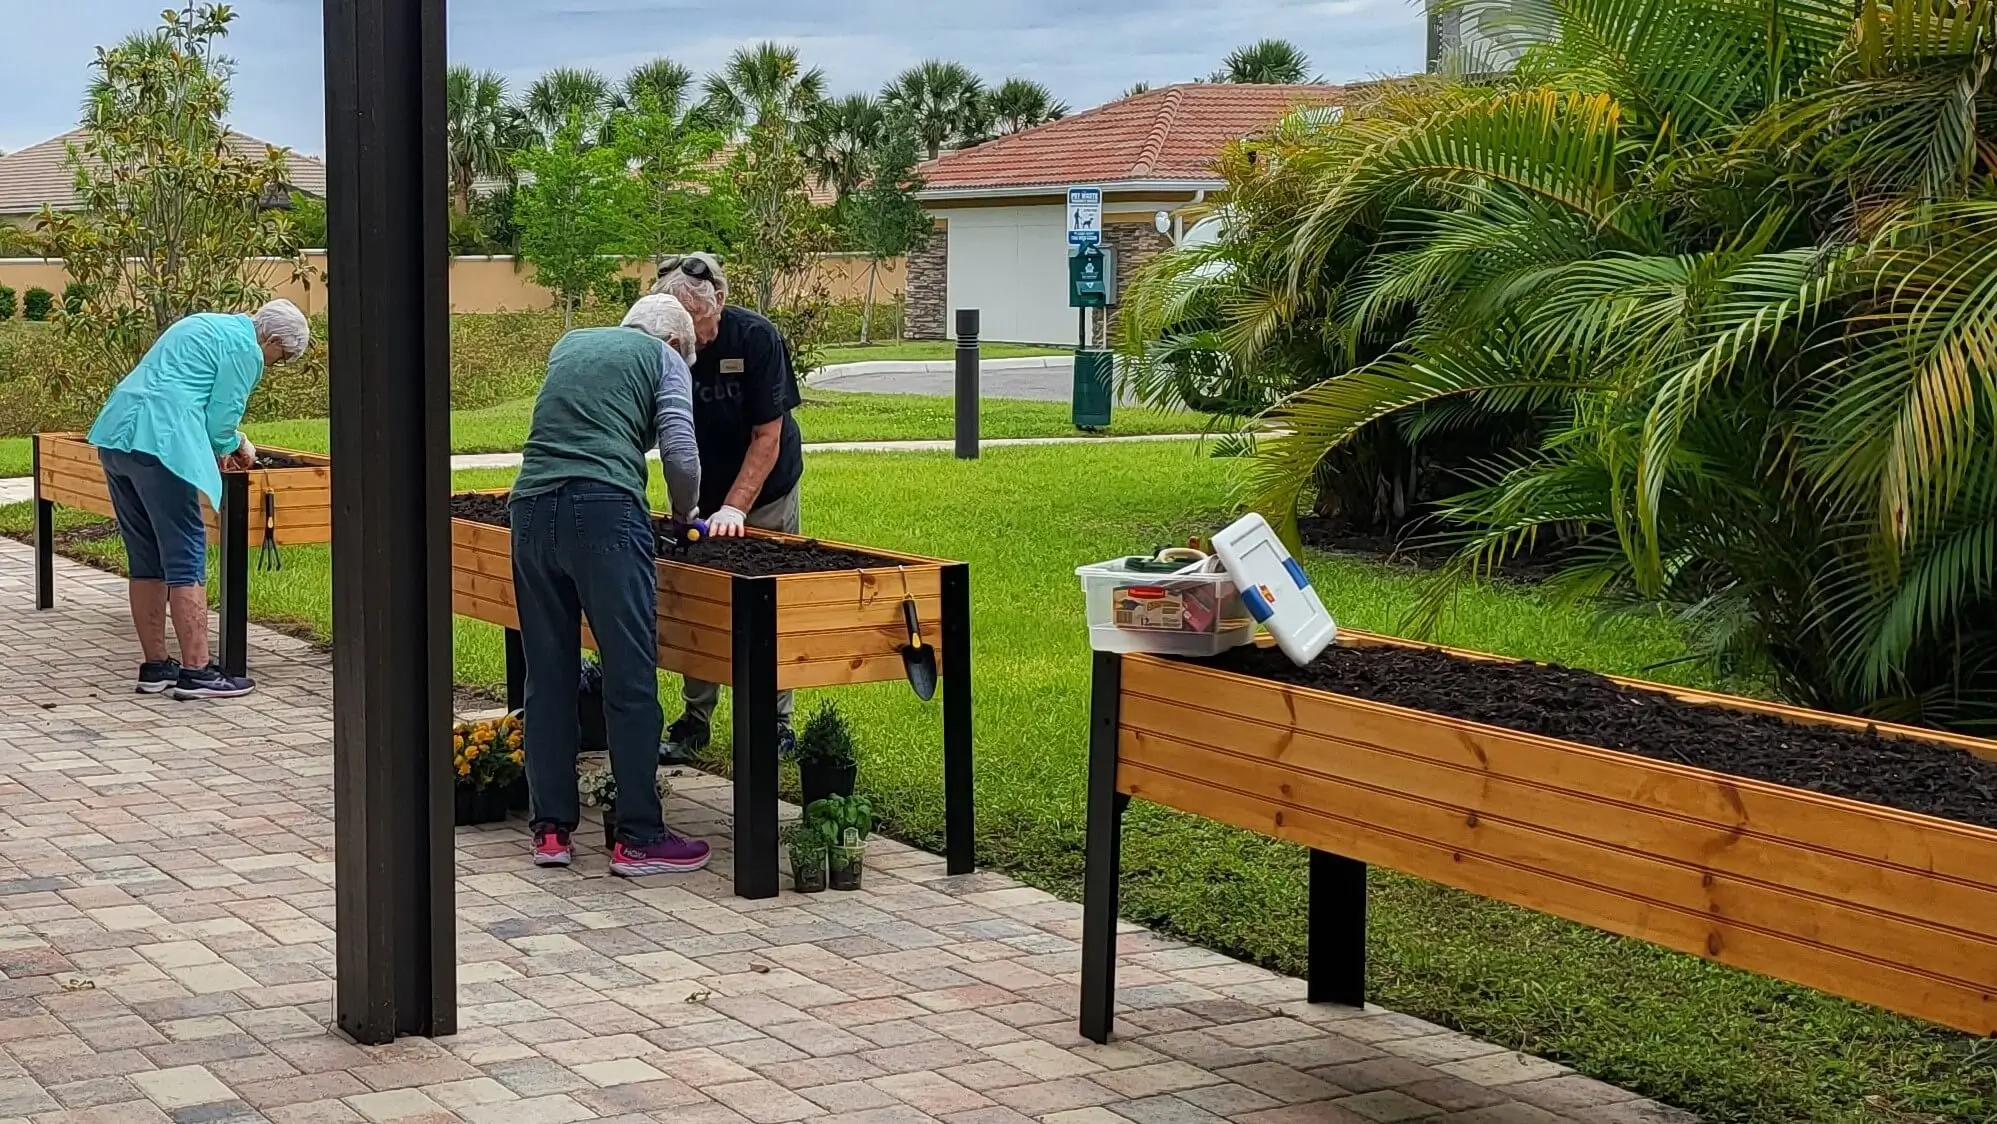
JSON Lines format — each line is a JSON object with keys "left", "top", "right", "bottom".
{"left": 906, "top": 83, "right": 1349, "bottom": 344}
{"left": 0, "top": 128, "right": 326, "bottom": 228}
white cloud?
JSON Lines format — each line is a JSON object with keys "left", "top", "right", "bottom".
{"left": 0, "top": 0, "right": 1424, "bottom": 154}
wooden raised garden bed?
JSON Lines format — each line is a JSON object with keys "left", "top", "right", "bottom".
{"left": 449, "top": 488, "right": 973, "bottom": 897}
{"left": 1080, "top": 631, "right": 1997, "bottom": 1042}
{"left": 31, "top": 431, "right": 333, "bottom": 677}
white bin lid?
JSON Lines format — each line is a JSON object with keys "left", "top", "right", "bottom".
{"left": 1207, "top": 512, "right": 1337, "bottom": 665}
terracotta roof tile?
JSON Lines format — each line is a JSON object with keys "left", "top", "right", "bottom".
{"left": 917, "top": 82, "right": 1349, "bottom": 194}
{"left": 0, "top": 128, "right": 326, "bottom": 216}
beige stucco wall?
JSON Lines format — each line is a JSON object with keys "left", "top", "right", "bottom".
{"left": 0, "top": 251, "right": 905, "bottom": 318}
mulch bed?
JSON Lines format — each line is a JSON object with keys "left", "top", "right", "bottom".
{"left": 1202, "top": 644, "right": 1997, "bottom": 830}
{"left": 450, "top": 492, "right": 896, "bottom": 575}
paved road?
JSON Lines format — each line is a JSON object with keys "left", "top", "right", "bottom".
{"left": 806, "top": 355, "right": 1144, "bottom": 405}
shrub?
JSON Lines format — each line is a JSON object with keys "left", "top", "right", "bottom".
{"left": 618, "top": 276, "right": 641, "bottom": 306}
{"left": 61, "top": 283, "right": 89, "bottom": 315}
{"left": 0, "top": 285, "right": 14, "bottom": 321}
{"left": 22, "top": 288, "right": 53, "bottom": 322}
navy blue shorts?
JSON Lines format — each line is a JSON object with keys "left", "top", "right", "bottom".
{"left": 98, "top": 448, "right": 208, "bottom": 587}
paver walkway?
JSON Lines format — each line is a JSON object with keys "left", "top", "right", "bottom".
{"left": 0, "top": 539, "right": 1691, "bottom": 1124}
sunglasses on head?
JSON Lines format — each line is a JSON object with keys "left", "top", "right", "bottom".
{"left": 658, "top": 255, "right": 716, "bottom": 282}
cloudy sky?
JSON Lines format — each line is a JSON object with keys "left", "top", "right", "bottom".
{"left": 2, "top": 0, "right": 1426, "bottom": 155}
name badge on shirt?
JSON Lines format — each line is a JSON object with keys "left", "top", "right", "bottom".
{"left": 720, "top": 358, "right": 746, "bottom": 374}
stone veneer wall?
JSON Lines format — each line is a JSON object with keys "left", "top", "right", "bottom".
{"left": 905, "top": 218, "right": 949, "bottom": 340}
{"left": 1103, "top": 221, "right": 1174, "bottom": 347}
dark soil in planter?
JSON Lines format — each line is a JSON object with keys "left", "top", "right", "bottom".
{"left": 449, "top": 492, "right": 899, "bottom": 574}
{"left": 248, "top": 451, "right": 316, "bottom": 469}
{"left": 1202, "top": 644, "right": 1997, "bottom": 830}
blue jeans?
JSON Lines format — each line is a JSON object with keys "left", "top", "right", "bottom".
{"left": 99, "top": 448, "right": 207, "bottom": 586}
{"left": 510, "top": 483, "right": 664, "bottom": 845}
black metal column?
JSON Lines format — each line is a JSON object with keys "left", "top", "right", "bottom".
{"left": 504, "top": 627, "right": 525, "bottom": 712}
{"left": 216, "top": 472, "right": 250, "bottom": 679}
{"left": 1308, "top": 850, "right": 1367, "bottom": 1007}
{"left": 954, "top": 310, "right": 980, "bottom": 460}
{"left": 731, "top": 575, "right": 780, "bottom": 899}
{"left": 1080, "top": 651, "right": 1127, "bottom": 1044}
{"left": 940, "top": 563, "right": 975, "bottom": 874}
{"left": 325, "top": 0, "right": 455, "bottom": 1044}
{"left": 32, "top": 437, "right": 52, "bottom": 611}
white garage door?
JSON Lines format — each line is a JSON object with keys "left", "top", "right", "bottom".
{"left": 945, "top": 205, "right": 1076, "bottom": 345}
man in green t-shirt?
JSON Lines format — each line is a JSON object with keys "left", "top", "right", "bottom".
{"left": 510, "top": 293, "right": 713, "bottom": 877}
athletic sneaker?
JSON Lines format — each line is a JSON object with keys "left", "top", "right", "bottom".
{"left": 610, "top": 832, "right": 711, "bottom": 876}
{"left": 136, "top": 658, "right": 181, "bottom": 695}
{"left": 170, "top": 664, "right": 255, "bottom": 700}
{"left": 775, "top": 723, "right": 797, "bottom": 759}
{"left": 658, "top": 715, "right": 710, "bottom": 766}
{"left": 531, "top": 825, "right": 573, "bottom": 867}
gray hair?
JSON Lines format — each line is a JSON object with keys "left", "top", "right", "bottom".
{"left": 653, "top": 270, "right": 719, "bottom": 319}
{"left": 252, "top": 299, "right": 311, "bottom": 362}
{"left": 621, "top": 294, "right": 698, "bottom": 362}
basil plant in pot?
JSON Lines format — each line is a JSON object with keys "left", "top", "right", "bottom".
{"left": 784, "top": 821, "right": 829, "bottom": 893}
{"left": 795, "top": 699, "right": 859, "bottom": 806}
{"left": 804, "top": 794, "right": 874, "bottom": 891}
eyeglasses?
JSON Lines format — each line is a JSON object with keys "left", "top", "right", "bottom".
{"left": 657, "top": 255, "right": 718, "bottom": 283}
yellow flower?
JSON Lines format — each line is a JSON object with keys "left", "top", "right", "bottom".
{"left": 509, "top": 750, "right": 524, "bottom": 764}
{"left": 457, "top": 762, "right": 471, "bottom": 776}
{"left": 452, "top": 735, "right": 464, "bottom": 751}
{"left": 453, "top": 754, "right": 465, "bottom": 768}
{"left": 466, "top": 745, "right": 480, "bottom": 760}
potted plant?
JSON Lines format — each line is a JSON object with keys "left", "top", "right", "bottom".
{"left": 579, "top": 764, "right": 672, "bottom": 849}
{"left": 453, "top": 712, "right": 526, "bottom": 826}
{"left": 784, "top": 821, "right": 829, "bottom": 893}
{"left": 795, "top": 700, "right": 859, "bottom": 807}
{"left": 804, "top": 794, "right": 874, "bottom": 891}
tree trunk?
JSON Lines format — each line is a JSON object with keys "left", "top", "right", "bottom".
{"left": 860, "top": 260, "right": 878, "bottom": 344}
{"left": 563, "top": 294, "right": 574, "bottom": 330}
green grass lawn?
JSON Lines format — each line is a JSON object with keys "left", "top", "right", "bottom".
{"left": 232, "top": 390, "right": 1201, "bottom": 459}
{"left": 4, "top": 442, "right": 1990, "bottom": 1124}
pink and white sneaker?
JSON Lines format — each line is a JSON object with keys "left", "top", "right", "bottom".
{"left": 531, "top": 825, "right": 572, "bottom": 867}
{"left": 610, "top": 832, "right": 710, "bottom": 876}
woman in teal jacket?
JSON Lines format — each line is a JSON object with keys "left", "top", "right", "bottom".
{"left": 87, "top": 300, "right": 312, "bottom": 700}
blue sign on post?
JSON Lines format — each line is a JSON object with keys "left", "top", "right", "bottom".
{"left": 1067, "top": 186, "right": 1102, "bottom": 246}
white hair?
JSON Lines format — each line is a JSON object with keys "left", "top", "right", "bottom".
{"left": 252, "top": 299, "right": 311, "bottom": 362}
{"left": 621, "top": 294, "right": 698, "bottom": 363}
{"left": 654, "top": 271, "right": 719, "bottom": 319}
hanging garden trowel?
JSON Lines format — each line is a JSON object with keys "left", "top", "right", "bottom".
{"left": 898, "top": 598, "right": 938, "bottom": 701}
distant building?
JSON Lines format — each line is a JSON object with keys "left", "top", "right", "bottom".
{"left": 0, "top": 128, "right": 326, "bottom": 229}
{"left": 1427, "top": 2, "right": 1522, "bottom": 72}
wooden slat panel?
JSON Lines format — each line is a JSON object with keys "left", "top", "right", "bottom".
{"left": 777, "top": 622, "right": 944, "bottom": 665}
{"left": 1120, "top": 658, "right": 1997, "bottom": 892}
{"left": 658, "top": 642, "right": 731, "bottom": 684}
{"left": 1121, "top": 761, "right": 1997, "bottom": 1036}
{"left": 775, "top": 565, "right": 943, "bottom": 609}
{"left": 1338, "top": 630, "right": 1997, "bottom": 765}
{"left": 452, "top": 591, "right": 518, "bottom": 630}
{"left": 1123, "top": 729, "right": 1997, "bottom": 989}
{"left": 657, "top": 560, "right": 733, "bottom": 605}
{"left": 1120, "top": 694, "right": 1997, "bottom": 939}
{"left": 452, "top": 569, "right": 518, "bottom": 611}
{"left": 779, "top": 652, "right": 910, "bottom": 690}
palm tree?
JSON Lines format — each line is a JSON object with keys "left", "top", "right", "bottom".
{"left": 881, "top": 60, "right": 986, "bottom": 159}
{"left": 1122, "top": 82, "right": 1152, "bottom": 99}
{"left": 1121, "top": 0, "right": 1997, "bottom": 726}
{"left": 446, "top": 66, "right": 512, "bottom": 213}
{"left": 1215, "top": 39, "right": 1314, "bottom": 84}
{"left": 522, "top": 67, "right": 612, "bottom": 142}
{"left": 617, "top": 58, "right": 695, "bottom": 118}
{"left": 700, "top": 42, "right": 827, "bottom": 137}
{"left": 805, "top": 94, "right": 885, "bottom": 198}
{"left": 988, "top": 78, "right": 1069, "bottom": 135}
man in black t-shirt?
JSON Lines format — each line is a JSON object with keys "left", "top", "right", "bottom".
{"left": 653, "top": 259, "right": 806, "bottom": 763}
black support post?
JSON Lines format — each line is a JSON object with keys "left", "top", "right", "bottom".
{"left": 217, "top": 471, "right": 250, "bottom": 679}
{"left": 954, "top": 309, "right": 980, "bottom": 460}
{"left": 1308, "top": 850, "right": 1367, "bottom": 1007}
{"left": 1080, "top": 651, "right": 1127, "bottom": 1044}
{"left": 731, "top": 575, "right": 781, "bottom": 899}
{"left": 940, "top": 563, "right": 974, "bottom": 874}
{"left": 504, "top": 627, "right": 525, "bottom": 713}
{"left": 325, "top": 0, "right": 455, "bottom": 1044}
{"left": 32, "top": 437, "right": 53, "bottom": 611}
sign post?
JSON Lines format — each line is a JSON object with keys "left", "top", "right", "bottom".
{"left": 1068, "top": 186, "right": 1102, "bottom": 347}
{"left": 1068, "top": 185, "right": 1112, "bottom": 429}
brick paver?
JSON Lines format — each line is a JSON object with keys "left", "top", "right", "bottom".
{"left": 0, "top": 539, "right": 1696, "bottom": 1122}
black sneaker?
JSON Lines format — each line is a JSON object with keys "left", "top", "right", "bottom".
{"left": 136, "top": 658, "right": 181, "bottom": 695}
{"left": 171, "top": 664, "right": 255, "bottom": 701}
{"left": 659, "top": 714, "right": 710, "bottom": 766}
{"left": 776, "top": 723, "right": 797, "bottom": 759}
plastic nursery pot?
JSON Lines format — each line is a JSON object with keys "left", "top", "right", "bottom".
{"left": 799, "top": 760, "right": 858, "bottom": 807}
{"left": 792, "top": 857, "right": 828, "bottom": 894}
{"left": 829, "top": 844, "right": 866, "bottom": 891}
{"left": 453, "top": 785, "right": 509, "bottom": 827}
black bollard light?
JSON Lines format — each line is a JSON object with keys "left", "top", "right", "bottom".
{"left": 954, "top": 309, "right": 981, "bottom": 460}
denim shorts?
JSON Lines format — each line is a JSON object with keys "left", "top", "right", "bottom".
{"left": 99, "top": 448, "right": 208, "bottom": 586}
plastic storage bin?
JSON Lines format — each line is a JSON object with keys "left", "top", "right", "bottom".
{"left": 1077, "top": 555, "right": 1256, "bottom": 656}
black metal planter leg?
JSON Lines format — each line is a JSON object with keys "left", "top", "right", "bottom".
{"left": 731, "top": 576, "right": 780, "bottom": 899}
{"left": 1308, "top": 850, "right": 1367, "bottom": 1007}
{"left": 941, "top": 563, "right": 974, "bottom": 874}
{"left": 1080, "top": 651, "right": 1126, "bottom": 1044}
{"left": 504, "top": 627, "right": 525, "bottom": 712}
{"left": 218, "top": 472, "right": 250, "bottom": 679}
{"left": 32, "top": 438, "right": 53, "bottom": 611}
